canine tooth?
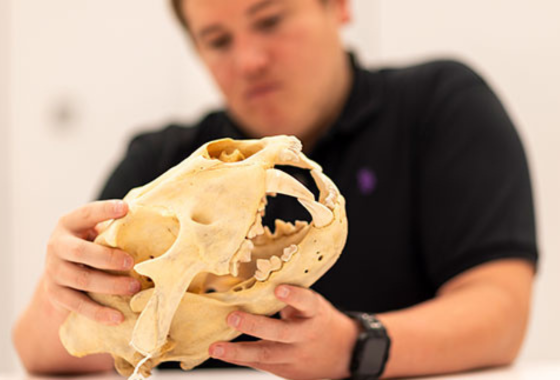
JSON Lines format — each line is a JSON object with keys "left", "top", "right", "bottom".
{"left": 265, "top": 169, "right": 314, "bottom": 201}
{"left": 325, "top": 192, "right": 337, "bottom": 209}
{"left": 230, "top": 240, "right": 254, "bottom": 277}
{"left": 282, "top": 245, "right": 298, "bottom": 262}
{"left": 230, "top": 262, "right": 239, "bottom": 277}
{"left": 298, "top": 199, "right": 333, "bottom": 228}
{"left": 311, "top": 169, "right": 339, "bottom": 210}
{"left": 270, "top": 256, "right": 282, "bottom": 271}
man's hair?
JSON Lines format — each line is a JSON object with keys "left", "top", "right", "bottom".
{"left": 170, "top": 0, "right": 189, "bottom": 30}
{"left": 170, "top": 0, "right": 331, "bottom": 32}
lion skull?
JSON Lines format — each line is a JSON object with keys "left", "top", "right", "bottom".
{"left": 59, "top": 135, "right": 348, "bottom": 378}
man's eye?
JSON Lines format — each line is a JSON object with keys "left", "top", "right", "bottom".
{"left": 208, "top": 35, "right": 232, "bottom": 50}
{"left": 255, "top": 15, "right": 283, "bottom": 32}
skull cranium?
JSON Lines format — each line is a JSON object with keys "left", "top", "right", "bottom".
{"left": 59, "top": 135, "right": 348, "bottom": 378}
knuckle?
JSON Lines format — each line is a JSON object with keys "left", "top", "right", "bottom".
{"left": 277, "top": 325, "right": 291, "bottom": 342}
{"left": 258, "top": 345, "right": 273, "bottom": 362}
{"left": 243, "top": 317, "right": 257, "bottom": 334}
{"left": 69, "top": 240, "right": 85, "bottom": 261}
{"left": 77, "top": 206, "right": 93, "bottom": 223}
{"left": 75, "top": 267, "right": 91, "bottom": 289}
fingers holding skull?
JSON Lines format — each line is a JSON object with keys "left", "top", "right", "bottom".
{"left": 44, "top": 200, "right": 139, "bottom": 325}
{"left": 209, "top": 285, "right": 360, "bottom": 380}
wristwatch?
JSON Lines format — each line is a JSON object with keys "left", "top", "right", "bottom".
{"left": 345, "top": 312, "right": 391, "bottom": 380}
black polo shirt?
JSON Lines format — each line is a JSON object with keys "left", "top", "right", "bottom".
{"left": 98, "top": 56, "right": 538, "bottom": 367}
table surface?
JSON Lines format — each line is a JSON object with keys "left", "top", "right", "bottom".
{"left": 1, "top": 362, "right": 559, "bottom": 380}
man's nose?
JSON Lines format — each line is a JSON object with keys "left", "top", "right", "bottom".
{"left": 233, "top": 35, "right": 270, "bottom": 78}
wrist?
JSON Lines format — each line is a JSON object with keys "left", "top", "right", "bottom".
{"left": 335, "top": 311, "right": 362, "bottom": 379}
{"left": 344, "top": 312, "right": 392, "bottom": 380}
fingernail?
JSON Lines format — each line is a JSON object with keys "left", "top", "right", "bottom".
{"left": 123, "top": 256, "right": 134, "bottom": 269}
{"left": 277, "top": 286, "right": 290, "bottom": 299}
{"left": 111, "top": 312, "right": 123, "bottom": 324}
{"left": 228, "top": 313, "right": 241, "bottom": 328}
{"left": 114, "top": 200, "right": 125, "bottom": 214}
{"left": 211, "top": 345, "right": 224, "bottom": 357}
{"left": 129, "top": 280, "right": 141, "bottom": 293}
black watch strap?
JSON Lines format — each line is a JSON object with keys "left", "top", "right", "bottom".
{"left": 345, "top": 312, "right": 391, "bottom": 380}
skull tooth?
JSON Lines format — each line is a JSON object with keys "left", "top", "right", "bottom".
{"left": 229, "top": 239, "right": 254, "bottom": 277}
{"left": 247, "top": 213, "right": 265, "bottom": 239}
{"left": 255, "top": 256, "right": 283, "bottom": 281}
{"left": 295, "top": 220, "right": 308, "bottom": 229}
{"left": 255, "top": 259, "right": 272, "bottom": 281}
{"left": 311, "top": 169, "right": 339, "bottom": 210}
{"left": 258, "top": 196, "right": 267, "bottom": 214}
{"left": 263, "top": 226, "right": 274, "bottom": 238}
{"left": 274, "top": 219, "right": 297, "bottom": 236}
{"left": 265, "top": 169, "right": 314, "bottom": 201}
{"left": 256, "top": 258, "right": 272, "bottom": 273}
{"left": 279, "top": 148, "right": 300, "bottom": 164}
{"left": 298, "top": 199, "right": 334, "bottom": 228}
{"left": 270, "top": 255, "right": 282, "bottom": 271}
{"left": 282, "top": 244, "right": 298, "bottom": 262}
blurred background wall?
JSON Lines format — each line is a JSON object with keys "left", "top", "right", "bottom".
{"left": 1, "top": 0, "right": 558, "bottom": 372}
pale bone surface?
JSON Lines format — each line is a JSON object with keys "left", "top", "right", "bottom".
{"left": 59, "top": 135, "right": 348, "bottom": 378}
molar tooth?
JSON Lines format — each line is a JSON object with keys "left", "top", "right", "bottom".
{"left": 270, "top": 256, "right": 282, "bottom": 271}
{"left": 263, "top": 226, "right": 274, "bottom": 238}
{"left": 298, "top": 199, "right": 334, "bottom": 228}
{"left": 255, "top": 258, "right": 272, "bottom": 281}
{"left": 282, "top": 245, "right": 298, "bottom": 262}
{"left": 255, "top": 270, "right": 268, "bottom": 281}
{"left": 265, "top": 169, "right": 314, "bottom": 201}
{"left": 274, "top": 219, "right": 296, "bottom": 236}
{"left": 257, "top": 259, "right": 272, "bottom": 273}
{"left": 295, "top": 220, "right": 308, "bottom": 229}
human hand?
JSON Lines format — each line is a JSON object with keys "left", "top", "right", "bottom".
{"left": 44, "top": 200, "right": 140, "bottom": 326}
{"left": 209, "top": 285, "right": 360, "bottom": 380}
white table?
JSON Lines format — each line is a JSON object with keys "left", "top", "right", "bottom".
{"left": 1, "top": 362, "right": 559, "bottom": 380}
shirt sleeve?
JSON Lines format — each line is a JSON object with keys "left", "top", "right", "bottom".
{"left": 97, "top": 132, "right": 163, "bottom": 200}
{"left": 416, "top": 61, "right": 538, "bottom": 290}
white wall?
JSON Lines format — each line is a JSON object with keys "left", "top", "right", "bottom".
{"left": 2, "top": 0, "right": 558, "bottom": 373}
{"left": 0, "top": 0, "right": 15, "bottom": 373}
{"left": 377, "top": 0, "right": 560, "bottom": 361}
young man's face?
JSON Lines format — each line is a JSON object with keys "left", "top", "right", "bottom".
{"left": 183, "top": 0, "right": 351, "bottom": 142}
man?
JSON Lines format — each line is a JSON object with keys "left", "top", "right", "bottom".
{"left": 13, "top": 0, "right": 537, "bottom": 379}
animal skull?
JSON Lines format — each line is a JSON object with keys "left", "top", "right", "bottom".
{"left": 59, "top": 135, "right": 348, "bottom": 378}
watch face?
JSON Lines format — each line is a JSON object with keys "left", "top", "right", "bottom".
{"left": 359, "top": 337, "right": 388, "bottom": 375}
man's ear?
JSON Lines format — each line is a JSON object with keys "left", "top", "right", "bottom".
{"left": 333, "top": 0, "right": 352, "bottom": 25}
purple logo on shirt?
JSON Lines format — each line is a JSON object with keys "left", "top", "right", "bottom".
{"left": 357, "top": 167, "right": 377, "bottom": 195}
